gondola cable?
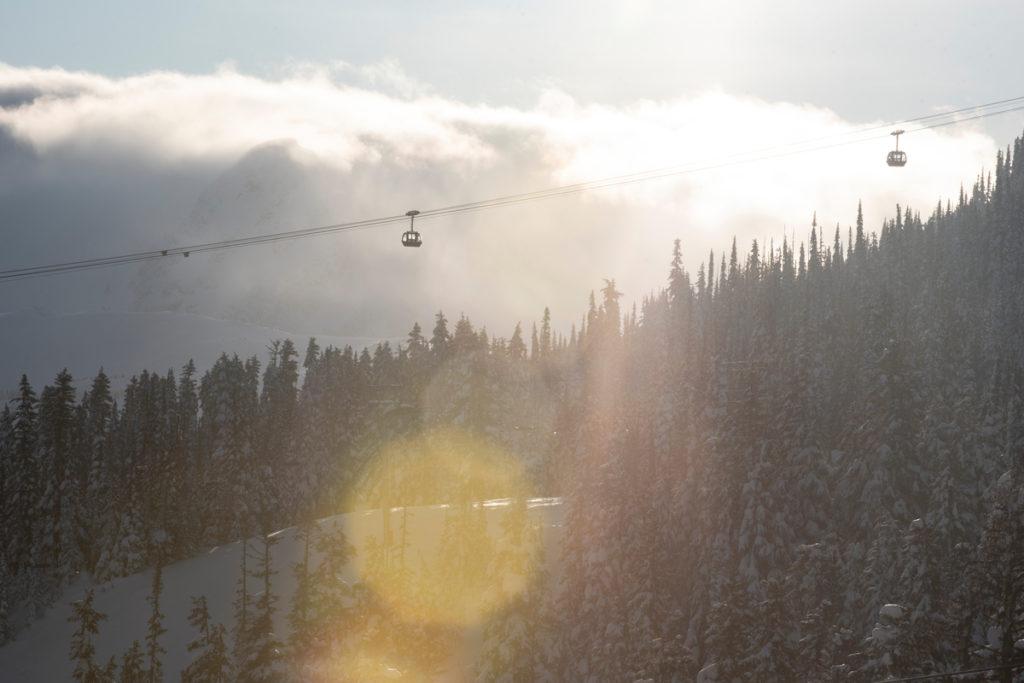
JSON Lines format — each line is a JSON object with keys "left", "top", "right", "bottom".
{"left": 2, "top": 96, "right": 1024, "bottom": 282}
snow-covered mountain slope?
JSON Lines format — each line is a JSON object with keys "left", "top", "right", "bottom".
{"left": 0, "top": 499, "right": 563, "bottom": 682}
{"left": 0, "top": 308, "right": 401, "bottom": 398}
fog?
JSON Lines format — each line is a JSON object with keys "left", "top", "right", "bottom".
{"left": 0, "top": 62, "right": 1001, "bottom": 340}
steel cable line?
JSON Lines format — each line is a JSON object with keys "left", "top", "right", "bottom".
{"left": 0, "top": 215, "right": 408, "bottom": 281}
{"left": 416, "top": 99, "right": 1024, "bottom": 222}
{"left": 3, "top": 96, "right": 1024, "bottom": 282}
{"left": 420, "top": 93, "right": 1024, "bottom": 219}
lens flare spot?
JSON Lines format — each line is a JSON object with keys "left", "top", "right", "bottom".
{"left": 344, "top": 427, "right": 542, "bottom": 627}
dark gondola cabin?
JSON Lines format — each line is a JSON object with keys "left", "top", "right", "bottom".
{"left": 886, "top": 150, "right": 907, "bottom": 167}
{"left": 401, "top": 229, "right": 422, "bottom": 247}
{"left": 402, "top": 209, "right": 422, "bottom": 247}
{"left": 887, "top": 129, "right": 906, "bottom": 167}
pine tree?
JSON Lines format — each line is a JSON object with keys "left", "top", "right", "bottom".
{"left": 741, "top": 576, "right": 800, "bottom": 680}
{"left": 808, "top": 216, "right": 822, "bottom": 278}
{"left": 478, "top": 497, "right": 554, "bottom": 682}
{"left": 539, "top": 307, "right": 552, "bottom": 359}
{"left": 258, "top": 339, "right": 299, "bottom": 525}
{"left": 430, "top": 310, "right": 451, "bottom": 363}
{"left": 854, "top": 200, "right": 867, "bottom": 262}
{"left": 181, "top": 595, "right": 230, "bottom": 683}
{"left": 236, "top": 529, "right": 283, "bottom": 682}
{"left": 119, "top": 641, "right": 145, "bottom": 683}
{"left": 232, "top": 537, "right": 252, "bottom": 670}
{"left": 175, "top": 359, "right": 202, "bottom": 556}
{"left": 199, "top": 353, "right": 260, "bottom": 543}
{"left": 286, "top": 516, "right": 315, "bottom": 667}
{"left": 68, "top": 589, "right": 114, "bottom": 683}
{"left": 0, "top": 406, "right": 12, "bottom": 577}
{"left": 302, "top": 519, "right": 356, "bottom": 676}
{"left": 33, "top": 368, "right": 81, "bottom": 606}
{"left": 8, "top": 375, "right": 37, "bottom": 581}
{"left": 144, "top": 565, "right": 166, "bottom": 683}
{"left": 701, "top": 575, "right": 754, "bottom": 680}
{"left": 968, "top": 459, "right": 1024, "bottom": 682}
{"left": 432, "top": 500, "right": 497, "bottom": 626}
{"left": 668, "top": 238, "right": 689, "bottom": 307}
{"left": 0, "top": 551, "right": 11, "bottom": 645}
{"left": 81, "top": 370, "right": 114, "bottom": 574}
{"left": 707, "top": 248, "right": 716, "bottom": 298}
{"left": 508, "top": 323, "right": 527, "bottom": 361}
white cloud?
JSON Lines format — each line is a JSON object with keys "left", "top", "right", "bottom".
{"left": 0, "top": 62, "right": 1005, "bottom": 338}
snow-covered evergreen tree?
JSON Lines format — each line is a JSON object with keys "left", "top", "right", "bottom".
{"left": 33, "top": 369, "right": 81, "bottom": 607}
{"left": 478, "top": 497, "right": 555, "bottom": 682}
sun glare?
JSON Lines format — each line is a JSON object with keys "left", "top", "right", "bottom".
{"left": 344, "top": 427, "right": 543, "bottom": 627}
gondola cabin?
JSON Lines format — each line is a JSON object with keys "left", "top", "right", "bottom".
{"left": 402, "top": 209, "right": 422, "bottom": 247}
{"left": 887, "top": 150, "right": 907, "bottom": 167}
{"left": 887, "top": 129, "right": 907, "bottom": 167}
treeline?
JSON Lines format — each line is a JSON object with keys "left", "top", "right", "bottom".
{"left": 4, "top": 132, "right": 1024, "bottom": 679}
{"left": 0, "top": 303, "right": 577, "bottom": 641}
{"left": 550, "top": 135, "right": 1024, "bottom": 680}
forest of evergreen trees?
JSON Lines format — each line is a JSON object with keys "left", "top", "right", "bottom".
{"left": 3, "top": 133, "right": 1024, "bottom": 681}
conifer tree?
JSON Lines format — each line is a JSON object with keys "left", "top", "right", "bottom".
{"left": 855, "top": 200, "right": 866, "bottom": 261}
{"left": 181, "top": 595, "right": 230, "bottom": 683}
{"left": 175, "top": 359, "right": 202, "bottom": 555}
{"left": 8, "top": 375, "right": 37, "bottom": 580}
{"left": 707, "top": 249, "right": 716, "bottom": 298}
{"left": 540, "top": 307, "right": 552, "bottom": 359}
{"left": 199, "top": 353, "right": 260, "bottom": 543}
{"left": 236, "top": 529, "right": 283, "bottom": 682}
{"left": 808, "top": 216, "right": 821, "bottom": 277}
{"left": 668, "top": 238, "right": 689, "bottom": 306}
{"left": 33, "top": 369, "right": 81, "bottom": 604}
{"left": 259, "top": 340, "right": 299, "bottom": 525}
{"left": 145, "top": 564, "right": 166, "bottom": 683}
{"left": 0, "top": 552, "right": 11, "bottom": 646}
{"left": 702, "top": 575, "right": 754, "bottom": 680}
{"left": 81, "top": 370, "right": 114, "bottom": 573}
{"left": 430, "top": 310, "right": 450, "bottom": 363}
{"left": 68, "top": 589, "right": 114, "bottom": 683}
{"left": 119, "top": 640, "right": 145, "bottom": 683}
{"left": 286, "top": 517, "right": 315, "bottom": 666}
{"left": 969, "top": 460, "right": 1024, "bottom": 682}
{"left": 232, "top": 537, "right": 252, "bottom": 670}
{"left": 508, "top": 323, "right": 527, "bottom": 361}
{"left": 478, "top": 497, "right": 553, "bottom": 682}
{"left": 303, "top": 519, "right": 356, "bottom": 674}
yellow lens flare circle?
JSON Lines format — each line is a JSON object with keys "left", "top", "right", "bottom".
{"left": 345, "top": 427, "right": 541, "bottom": 627}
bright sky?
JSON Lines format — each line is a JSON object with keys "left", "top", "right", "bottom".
{"left": 2, "top": 1, "right": 1023, "bottom": 337}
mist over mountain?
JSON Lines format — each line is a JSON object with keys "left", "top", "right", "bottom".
{"left": 1, "top": 63, "right": 999, "bottom": 340}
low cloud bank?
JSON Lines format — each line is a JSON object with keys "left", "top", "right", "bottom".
{"left": 0, "top": 62, "right": 1000, "bottom": 338}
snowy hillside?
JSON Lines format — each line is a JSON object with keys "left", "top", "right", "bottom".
{"left": 0, "top": 499, "right": 564, "bottom": 682}
{"left": 6, "top": 135, "right": 1024, "bottom": 681}
{"left": 0, "top": 308, "right": 400, "bottom": 398}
